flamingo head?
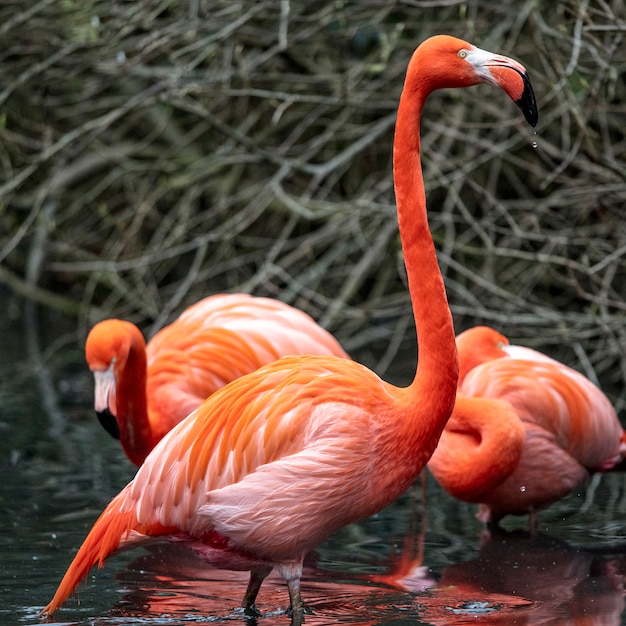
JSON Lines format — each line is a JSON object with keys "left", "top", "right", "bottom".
{"left": 408, "top": 35, "right": 538, "bottom": 127}
{"left": 85, "top": 319, "right": 146, "bottom": 440}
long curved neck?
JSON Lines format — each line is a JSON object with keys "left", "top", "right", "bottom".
{"left": 116, "top": 339, "right": 152, "bottom": 466}
{"left": 428, "top": 397, "right": 525, "bottom": 501}
{"left": 394, "top": 73, "right": 458, "bottom": 430}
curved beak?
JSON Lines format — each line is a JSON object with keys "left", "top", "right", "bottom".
{"left": 489, "top": 64, "right": 538, "bottom": 127}
{"left": 516, "top": 72, "right": 538, "bottom": 127}
{"left": 467, "top": 47, "right": 538, "bottom": 127}
{"left": 97, "top": 408, "right": 121, "bottom": 440}
{"left": 93, "top": 368, "right": 120, "bottom": 439}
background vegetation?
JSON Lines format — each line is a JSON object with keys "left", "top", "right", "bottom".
{"left": 1, "top": 0, "right": 625, "bottom": 414}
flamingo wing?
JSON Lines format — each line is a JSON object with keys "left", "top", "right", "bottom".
{"left": 124, "top": 355, "right": 395, "bottom": 554}
{"left": 500, "top": 344, "right": 562, "bottom": 366}
{"left": 461, "top": 358, "right": 624, "bottom": 471}
{"left": 146, "top": 294, "right": 348, "bottom": 436}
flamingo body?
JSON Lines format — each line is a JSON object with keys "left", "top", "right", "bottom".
{"left": 43, "top": 35, "right": 537, "bottom": 617}
{"left": 428, "top": 326, "right": 626, "bottom": 523}
{"left": 86, "top": 293, "right": 349, "bottom": 466}
{"left": 46, "top": 356, "right": 425, "bottom": 614}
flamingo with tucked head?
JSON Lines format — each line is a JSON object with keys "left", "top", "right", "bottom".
{"left": 86, "top": 293, "right": 349, "bottom": 466}
{"left": 41, "top": 35, "right": 537, "bottom": 620}
{"left": 428, "top": 326, "right": 626, "bottom": 526}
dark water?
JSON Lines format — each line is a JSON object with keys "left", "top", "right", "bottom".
{"left": 2, "top": 305, "right": 626, "bottom": 626}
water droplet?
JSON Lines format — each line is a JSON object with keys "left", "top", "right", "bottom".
{"left": 531, "top": 141, "right": 538, "bottom": 149}
{"left": 520, "top": 485, "right": 526, "bottom": 492}
{"left": 117, "top": 50, "right": 127, "bottom": 64}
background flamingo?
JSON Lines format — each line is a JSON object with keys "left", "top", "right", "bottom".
{"left": 86, "top": 293, "right": 349, "bottom": 466}
{"left": 41, "top": 35, "right": 537, "bottom": 620}
{"left": 428, "top": 325, "right": 626, "bottom": 526}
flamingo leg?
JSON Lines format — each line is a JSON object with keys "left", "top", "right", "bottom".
{"left": 242, "top": 565, "right": 272, "bottom": 615}
{"left": 286, "top": 576, "right": 303, "bottom": 616}
{"left": 276, "top": 560, "right": 305, "bottom": 621}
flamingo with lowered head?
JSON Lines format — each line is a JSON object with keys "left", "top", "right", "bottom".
{"left": 428, "top": 326, "right": 626, "bottom": 526}
{"left": 41, "top": 35, "right": 537, "bottom": 620}
{"left": 86, "top": 293, "right": 349, "bottom": 466}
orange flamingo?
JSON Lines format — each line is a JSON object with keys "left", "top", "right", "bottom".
{"left": 428, "top": 326, "right": 626, "bottom": 526}
{"left": 86, "top": 293, "right": 349, "bottom": 466}
{"left": 41, "top": 35, "right": 537, "bottom": 620}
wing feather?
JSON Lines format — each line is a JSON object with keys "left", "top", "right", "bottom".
{"left": 126, "top": 355, "right": 383, "bottom": 534}
{"left": 461, "top": 358, "right": 622, "bottom": 468}
{"left": 144, "top": 294, "right": 348, "bottom": 435}
{"left": 197, "top": 404, "right": 376, "bottom": 559}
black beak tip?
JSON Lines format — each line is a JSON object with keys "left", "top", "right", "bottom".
{"left": 516, "top": 72, "right": 538, "bottom": 127}
{"left": 96, "top": 409, "right": 121, "bottom": 440}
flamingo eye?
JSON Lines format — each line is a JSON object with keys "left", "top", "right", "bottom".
{"left": 458, "top": 49, "right": 468, "bottom": 59}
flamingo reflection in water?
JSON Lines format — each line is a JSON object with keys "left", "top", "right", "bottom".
{"left": 106, "top": 488, "right": 436, "bottom": 623}
{"left": 95, "top": 496, "right": 624, "bottom": 625}
{"left": 106, "top": 545, "right": 429, "bottom": 624}
{"left": 425, "top": 529, "right": 625, "bottom": 625}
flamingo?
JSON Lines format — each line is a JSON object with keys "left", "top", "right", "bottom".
{"left": 41, "top": 35, "right": 537, "bottom": 620}
{"left": 428, "top": 326, "right": 626, "bottom": 526}
{"left": 86, "top": 293, "right": 349, "bottom": 466}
